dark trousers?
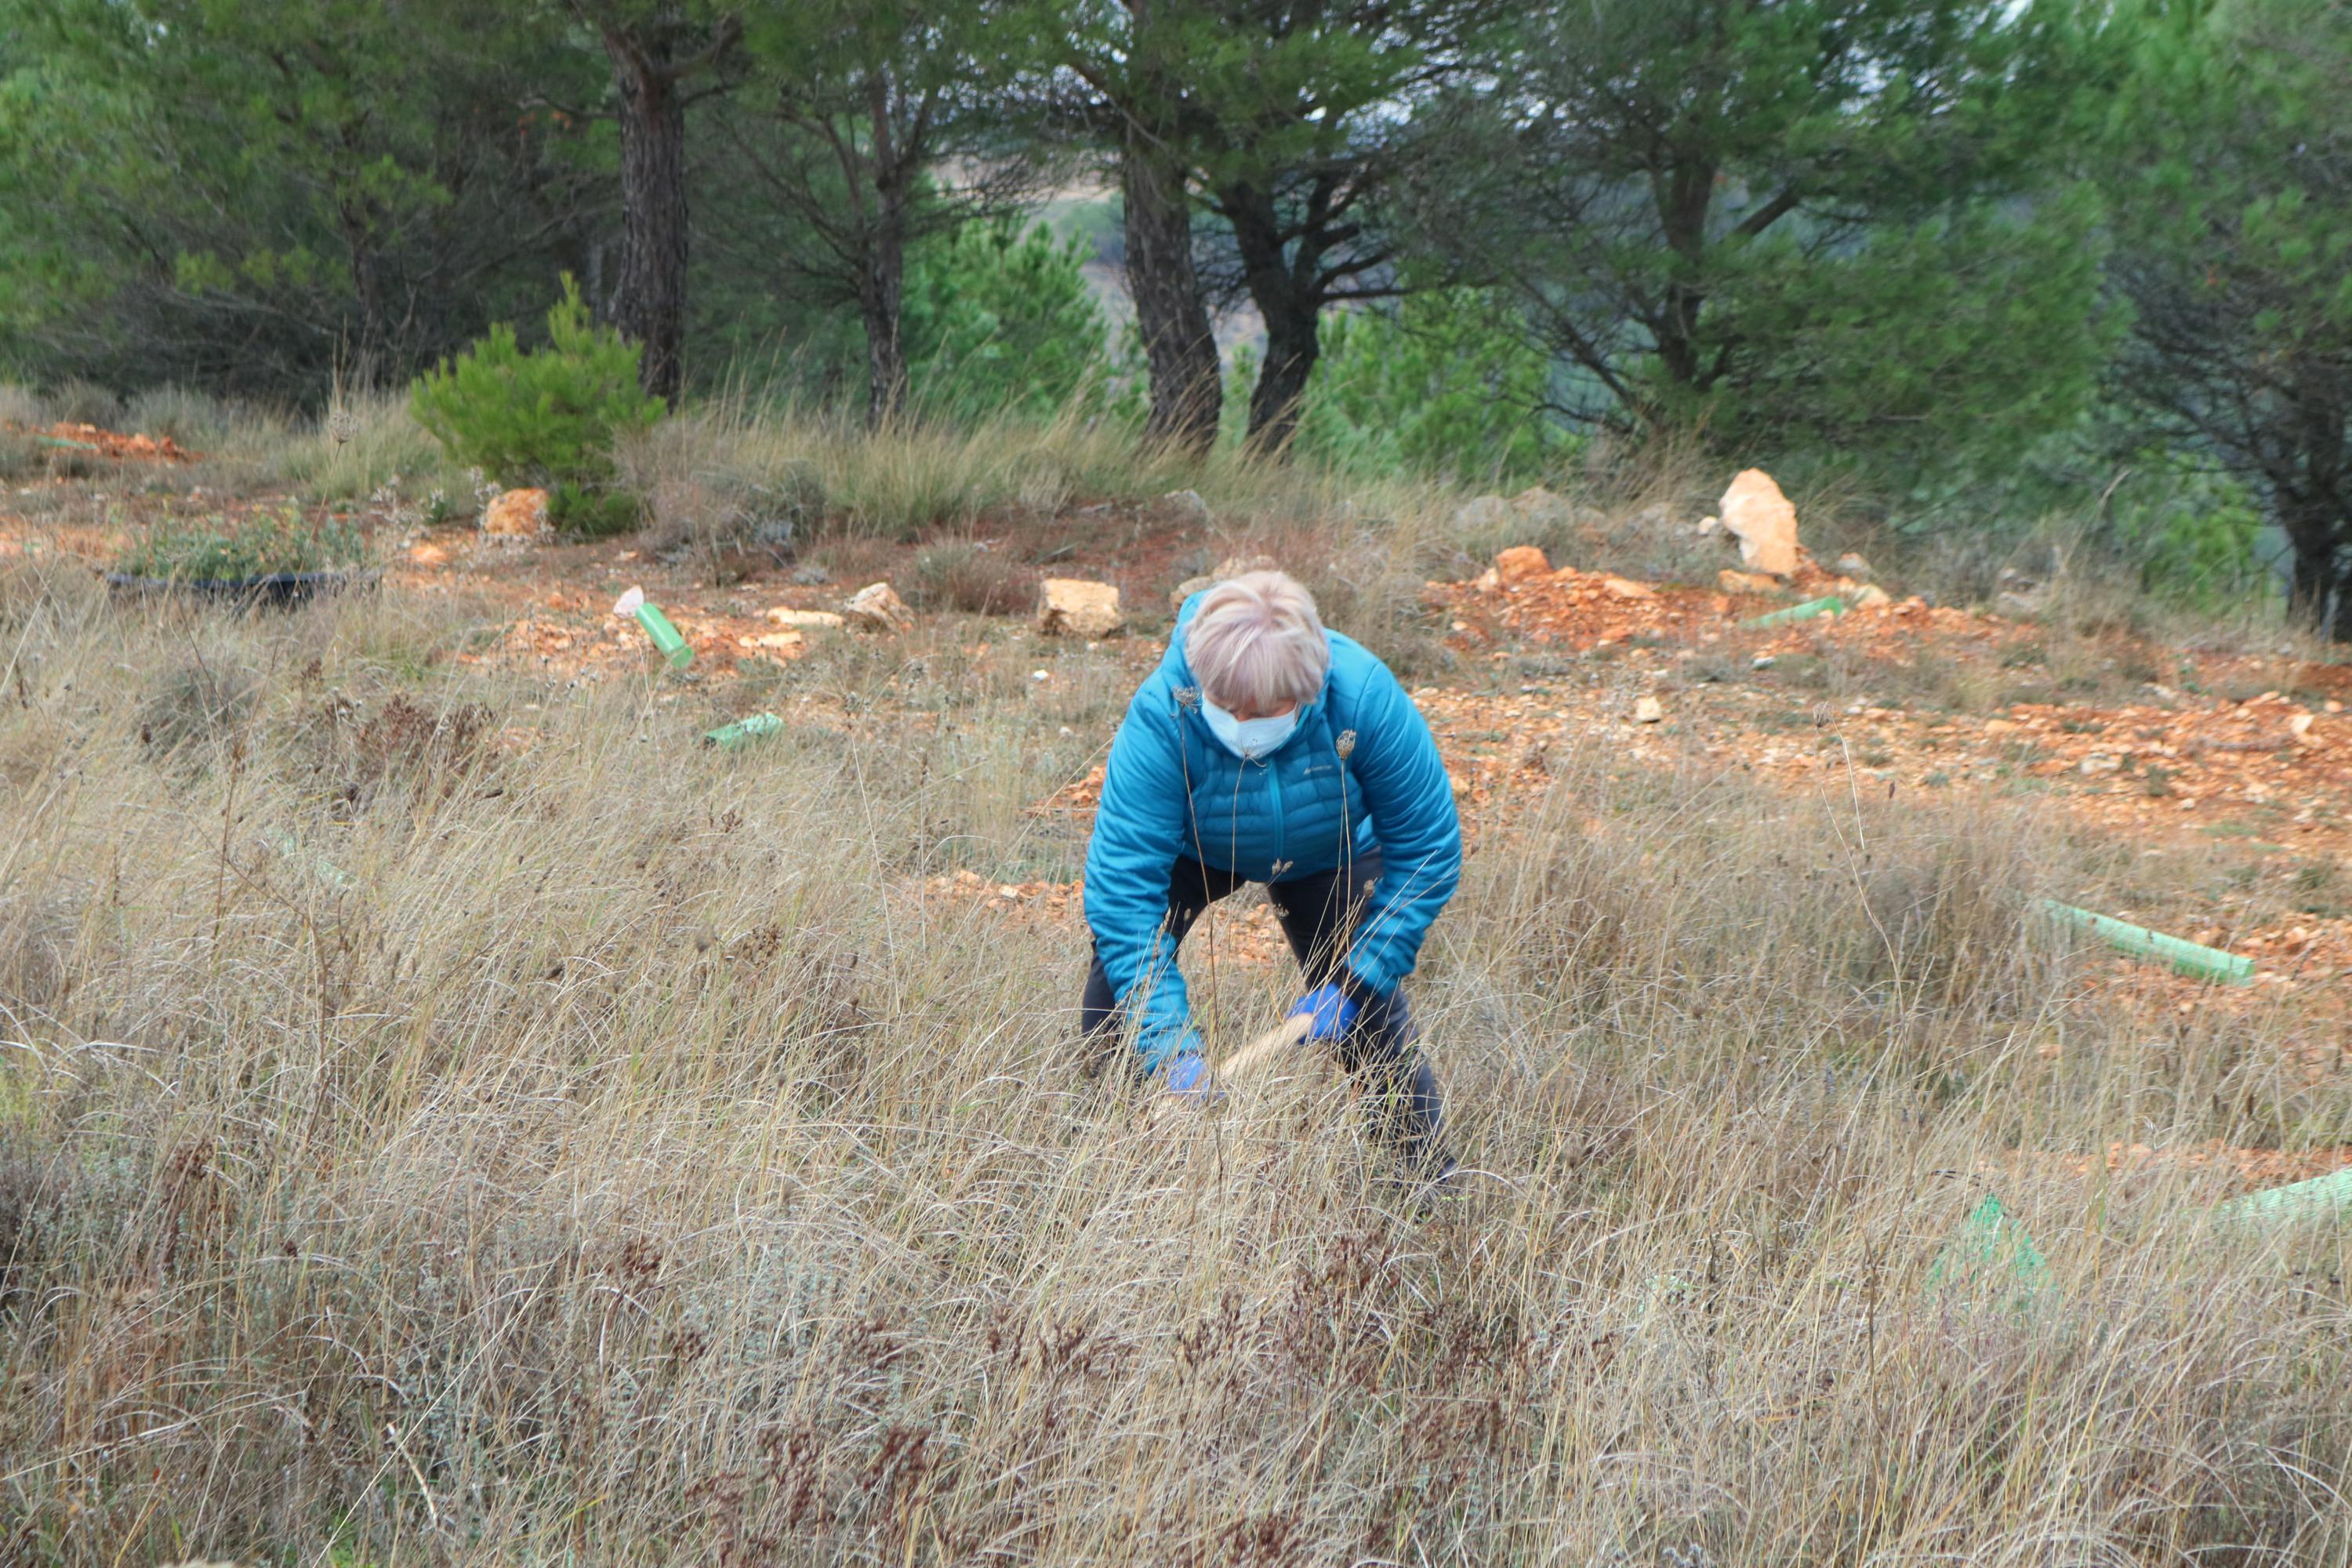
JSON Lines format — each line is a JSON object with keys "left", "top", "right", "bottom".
{"left": 1082, "top": 845, "right": 1447, "bottom": 1165}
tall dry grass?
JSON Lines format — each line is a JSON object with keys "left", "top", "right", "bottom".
{"left": 2, "top": 554, "right": 2348, "bottom": 1566}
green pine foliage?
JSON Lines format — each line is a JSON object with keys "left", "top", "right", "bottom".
{"left": 899, "top": 222, "right": 1115, "bottom": 422}
{"left": 409, "top": 278, "right": 666, "bottom": 537}
{"left": 1283, "top": 290, "right": 1563, "bottom": 485}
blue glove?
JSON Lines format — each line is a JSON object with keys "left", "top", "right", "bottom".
{"left": 1290, "top": 982, "right": 1360, "bottom": 1042}
{"left": 1162, "top": 1048, "right": 1218, "bottom": 1102}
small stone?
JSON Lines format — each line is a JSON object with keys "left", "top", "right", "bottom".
{"left": 1494, "top": 545, "right": 1552, "bottom": 584}
{"left": 1850, "top": 583, "right": 1892, "bottom": 609}
{"left": 1599, "top": 575, "right": 1656, "bottom": 601}
{"left": 1211, "top": 553, "right": 1279, "bottom": 580}
{"left": 1994, "top": 590, "right": 2043, "bottom": 618}
{"left": 1751, "top": 655, "right": 1775, "bottom": 670}
{"left": 1165, "top": 488, "right": 1212, "bottom": 524}
{"left": 1718, "top": 468, "right": 1802, "bottom": 578}
{"left": 1719, "top": 568, "right": 1782, "bottom": 595}
{"left": 791, "top": 563, "right": 832, "bottom": 586}
{"left": 844, "top": 581, "right": 913, "bottom": 633}
{"left": 1508, "top": 486, "right": 1575, "bottom": 526}
{"left": 2289, "top": 712, "right": 2316, "bottom": 741}
{"left": 767, "top": 608, "right": 844, "bottom": 629}
{"left": 1634, "top": 695, "right": 1664, "bottom": 724}
{"left": 481, "top": 486, "right": 549, "bottom": 539}
{"left": 1694, "top": 514, "right": 1722, "bottom": 538}
{"left": 752, "top": 630, "right": 804, "bottom": 651}
{"left": 1835, "top": 551, "right": 1875, "bottom": 579}
{"left": 2078, "top": 753, "right": 2121, "bottom": 775}
{"left": 1036, "top": 577, "right": 1123, "bottom": 638}
{"left": 1170, "top": 575, "right": 1216, "bottom": 612}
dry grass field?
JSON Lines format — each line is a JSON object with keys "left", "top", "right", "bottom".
{"left": 3, "top": 406, "right": 2351, "bottom": 1566}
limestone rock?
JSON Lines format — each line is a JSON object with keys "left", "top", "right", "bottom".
{"left": 1850, "top": 583, "right": 1893, "bottom": 609}
{"left": 1995, "top": 589, "right": 2044, "bottom": 619}
{"left": 481, "top": 486, "right": 549, "bottom": 539}
{"left": 1508, "top": 486, "right": 1576, "bottom": 526}
{"left": 1036, "top": 577, "right": 1123, "bottom": 639}
{"left": 1494, "top": 545, "right": 1552, "bottom": 584}
{"left": 791, "top": 563, "right": 833, "bottom": 586}
{"left": 1719, "top": 468, "right": 1802, "bottom": 578}
{"left": 767, "top": 608, "right": 845, "bottom": 630}
{"left": 1695, "top": 514, "right": 1722, "bottom": 538}
{"left": 844, "top": 581, "right": 913, "bottom": 633}
{"left": 1835, "top": 551, "right": 1875, "bottom": 580}
{"left": 1600, "top": 575, "right": 1657, "bottom": 601}
{"left": 1454, "top": 495, "right": 1513, "bottom": 533}
{"left": 1634, "top": 695, "right": 1664, "bottom": 724}
{"left": 1719, "top": 568, "right": 1784, "bottom": 596}
{"left": 1165, "top": 488, "right": 1212, "bottom": 524}
{"left": 1170, "top": 552, "right": 1283, "bottom": 612}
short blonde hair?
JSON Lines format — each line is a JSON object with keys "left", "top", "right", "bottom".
{"left": 1185, "top": 570, "right": 1330, "bottom": 712}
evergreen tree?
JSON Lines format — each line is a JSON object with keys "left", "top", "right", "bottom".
{"left": 2105, "top": 0, "right": 2352, "bottom": 635}
{"left": 0, "top": 0, "right": 611, "bottom": 398}
{"left": 730, "top": 0, "right": 1035, "bottom": 426}
{"left": 562, "top": 2, "right": 744, "bottom": 403}
{"left": 1410, "top": 0, "right": 2115, "bottom": 478}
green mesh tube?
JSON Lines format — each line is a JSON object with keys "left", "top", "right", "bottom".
{"left": 2038, "top": 900, "right": 2253, "bottom": 985}
{"left": 614, "top": 586, "right": 693, "bottom": 670}
{"left": 704, "top": 713, "right": 785, "bottom": 749}
{"left": 1741, "top": 595, "right": 1846, "bottom": 628}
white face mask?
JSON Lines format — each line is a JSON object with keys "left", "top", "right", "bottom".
{"left": 1200, "top": 695, "right": 1301, "bottom": 760}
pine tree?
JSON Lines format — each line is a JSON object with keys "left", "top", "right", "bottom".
{"left": 2105, "top": 0, "right": 2352, "bottom": 635}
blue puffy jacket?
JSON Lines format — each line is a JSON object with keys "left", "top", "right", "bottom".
{"left": 1083, "top": 593, "right": 1462, "bottom": 1069}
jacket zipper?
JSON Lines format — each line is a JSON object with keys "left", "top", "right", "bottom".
{"left": 1266, "top": 754, "right": 1285, "bottom": 876}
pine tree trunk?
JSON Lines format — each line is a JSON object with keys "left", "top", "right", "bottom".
{"left": 1221, "top": 178, "right": 1318, "bottom": 456}
{"left": 604, "top": 27, "right": 689, "bottom": 405}
{"left": 1247, "top": 302, "right": 1319, "bottom": 457}
{"left": 2283, "top": 498, "right": 2348, "bottom": 641}
{"left": 1122, "top": 127, "right": 1220, "bottom": 452}
{"left": 862, "top": 242, "right": 907, "bottom": 430}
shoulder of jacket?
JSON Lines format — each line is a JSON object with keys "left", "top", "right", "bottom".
{"left": 1321, "top": 632, "right": 1399, "bottom": 716}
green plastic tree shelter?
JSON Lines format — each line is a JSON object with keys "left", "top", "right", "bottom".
{"left": 1924, "top": 1192, "right": 2052, "bottom": 1306}
{"left": 704, "top": 713, "right": 784, "bottom": 749}
{"left": 2037, "top": 900, "right": 2253, "bottom": 985}
{"left": 614, "top": 586, "right": 693, "bottom": 670}
{"left": 2214, "top": 1166, "right": 2352, "bottom": 1225}
{"left": 1740, "top": 595, "right": 1846, "bottom": 629}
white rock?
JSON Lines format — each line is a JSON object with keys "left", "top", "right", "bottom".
{"left": 1036, "top": 577, "right": 1123, "bottom": 638}
{"left": 844, "top": 581, "right": 913, "bottom": 633}
{"left": 1718, "top": 469, "right": 1802, "bottom": 578}
{"left": 1634, "top": 695, "right": 1664, "bottom": 724}
{"left": 766, "top": 608, "right": 845, "bottom": 629}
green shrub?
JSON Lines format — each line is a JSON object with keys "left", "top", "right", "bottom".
{"left": 901, "top": 222, "right": 1116, "bottom": 422}
{"left": 118, "top": 507, "right": 366, "bottom": 581}
{"left": 1226, "top": 289, "right": 1564, "bottom": 484}
{"left": 2107, "top": 452, "right": 2271, "bottom": 612}
{"left": 408, "top": 276, "right": 665, "bottom": 535}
